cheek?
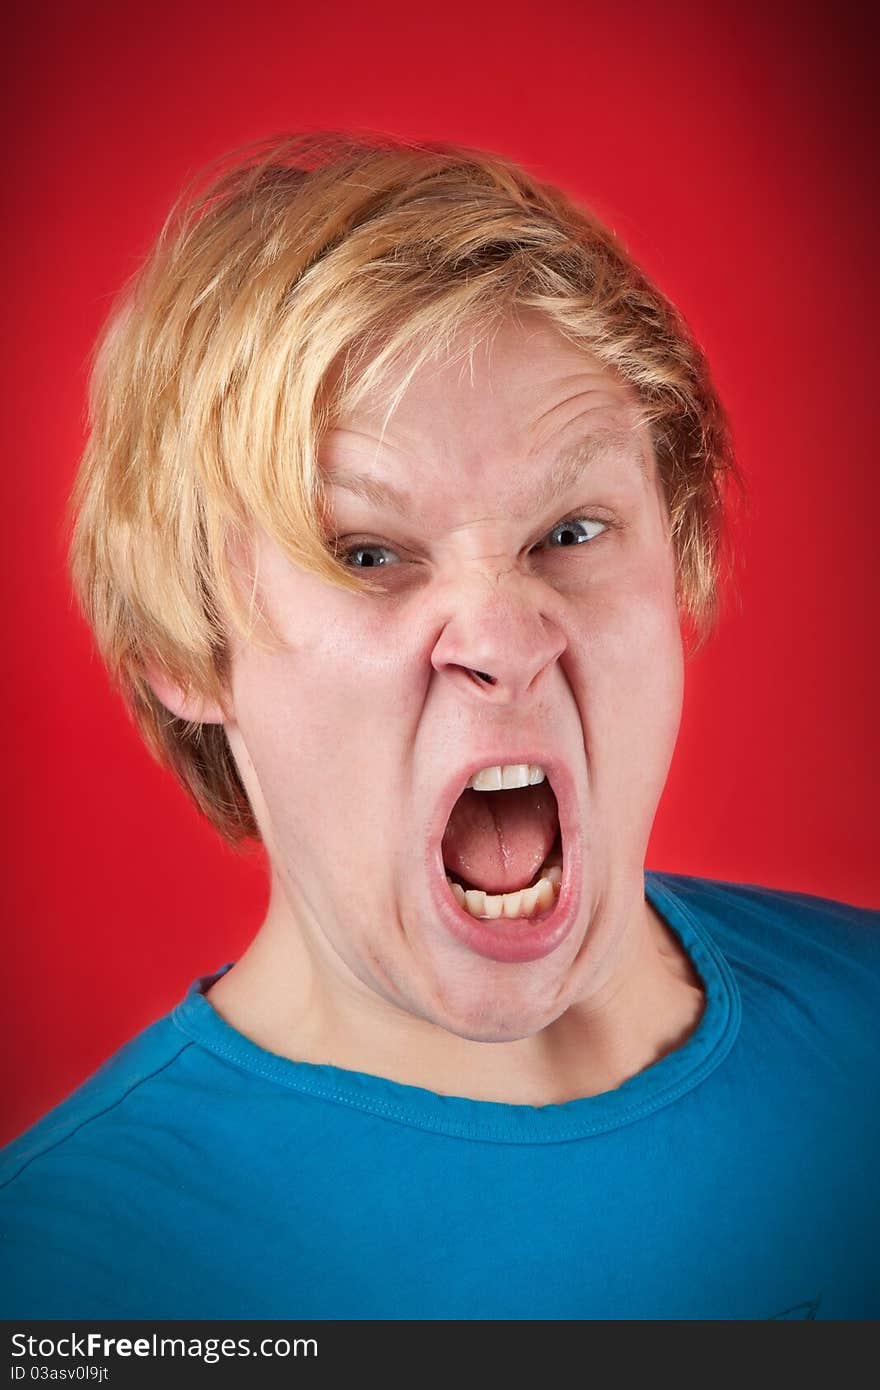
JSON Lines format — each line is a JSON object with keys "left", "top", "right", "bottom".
{"left": 570, "top": 556, "right": 684, "bottom": 768}
{"left": 228, "top": 583, "right": 417, "bottom": 848}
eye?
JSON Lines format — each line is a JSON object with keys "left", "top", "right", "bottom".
{"left": 337, "top": 542, "right": 399, "bottom": 570}
{"left": 332, "top": 512, "right": 612, "bottom": 573}
{"left": 535, "top": 515, "right": 608, "bottom": 550}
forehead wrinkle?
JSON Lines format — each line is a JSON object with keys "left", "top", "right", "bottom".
{"left": 319, "top": 426, "right": 417, "bottom": 517}
{"left": 533, "top": 429, "right": 648, "bottom": 511}
{"left": 323, "top": 427, "right": 648, "bottom": 520}
{"left": 325, "top": 469, "right": 413, "bottom": 516}
{"left": 324, "top": 425, "right": 415, "bottom": 463}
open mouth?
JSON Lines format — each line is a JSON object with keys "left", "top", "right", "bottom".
{"left": 441, "top": 765, "right": 563, "bottom": 922}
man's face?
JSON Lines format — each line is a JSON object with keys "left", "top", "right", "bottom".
{"left": 224, "top": 313, "right": 684, "bottom": 1041}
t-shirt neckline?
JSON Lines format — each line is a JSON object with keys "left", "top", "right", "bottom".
{"left": 171, "top": 870, "right": 741, "bottom": 1144}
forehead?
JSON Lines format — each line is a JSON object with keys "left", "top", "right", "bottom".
{"left": 322, "top": 314, "right": 653, "bottom": 507}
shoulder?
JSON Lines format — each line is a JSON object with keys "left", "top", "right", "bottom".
{"left": 648, "top": 869, "right": 880, "bottom": 1051}
{"left": 650, "top": 870, "right": 879, "bottom": 963}
{"left": 0, "top": 1011, "right": 195, "bottom": 1192}
{"left": 0, "top": 1007, "right": 219, "bottom": 1317}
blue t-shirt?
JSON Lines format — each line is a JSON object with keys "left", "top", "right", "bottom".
{"left": 2, "top": 871, "right": 878, "bottom": 1320}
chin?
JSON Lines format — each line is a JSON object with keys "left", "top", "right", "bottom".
{"left": 419, "top": 971, "right": 573, "bottom": 1045}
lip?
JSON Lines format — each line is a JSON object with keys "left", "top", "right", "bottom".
{"left": 423, "top": 753, "right": 584, "bottom": 964}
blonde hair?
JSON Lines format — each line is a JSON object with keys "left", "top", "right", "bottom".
{"left": 67, "top": 131, "right": 744, "bottom": 846}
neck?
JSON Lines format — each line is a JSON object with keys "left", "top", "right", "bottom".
{"left": 206, "top": 882, "right": 705, "bottom": 1107}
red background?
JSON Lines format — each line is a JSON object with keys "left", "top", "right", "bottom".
{"left": 2, "top": 0, "right": 877, "bottom": 1145}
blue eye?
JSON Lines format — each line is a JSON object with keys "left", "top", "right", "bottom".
{"left": 341, "top": 543, "right": 397, "bottom": 569}
{"left": 540, "top": 517, "right": 607, "bottom": 548}
{"left": 337, "top": 515, "right": 608, "bottom": 571}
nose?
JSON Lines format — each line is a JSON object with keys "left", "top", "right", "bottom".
{"left": 430, "top": 566, "right": 567, "bottom": 704}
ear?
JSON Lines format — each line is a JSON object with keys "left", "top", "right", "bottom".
{"left": 144, "top": 664, "right": 227, "bottom": 725}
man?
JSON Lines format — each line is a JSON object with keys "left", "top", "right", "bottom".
{"left": 2, "top": 133, "right": 877, "bottom": 1320}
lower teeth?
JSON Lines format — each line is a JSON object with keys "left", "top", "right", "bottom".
{"left": 445, "top": 863, "right": 562, "bottom": 921}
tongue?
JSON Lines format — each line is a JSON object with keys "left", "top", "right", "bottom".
{"left": 442, "top": 785, "right": 559, "bottom": 895}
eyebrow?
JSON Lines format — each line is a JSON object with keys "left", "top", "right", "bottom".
{"left": 324, "top": 429, "right": 646, "bottom": 518}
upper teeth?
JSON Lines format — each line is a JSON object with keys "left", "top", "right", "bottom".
{"left": 466, "top": 763, "right": 546, "bottom": 791}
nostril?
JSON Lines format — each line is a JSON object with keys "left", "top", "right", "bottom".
{"left": 467, "top": 669, "right": 496, "bottom": 686}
